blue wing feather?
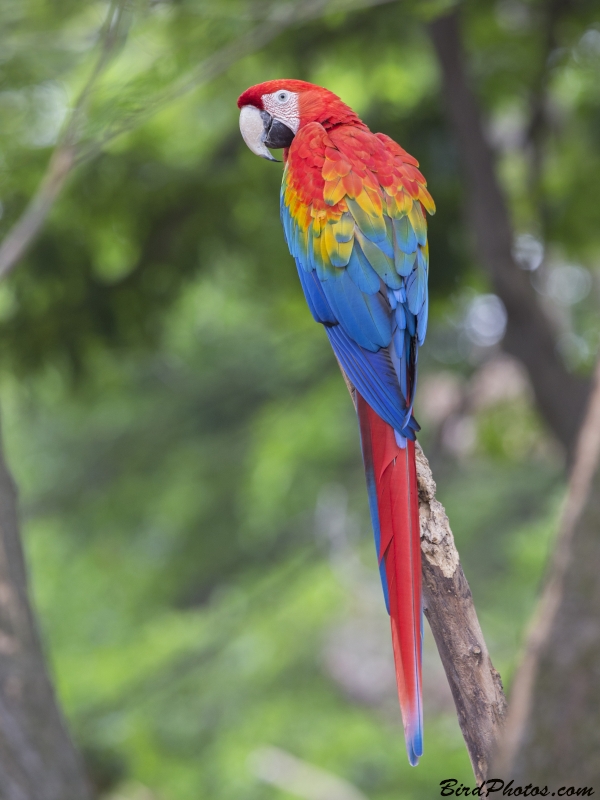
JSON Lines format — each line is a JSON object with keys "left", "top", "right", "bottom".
{"left": 417, "top": 293, "right": 428, "bottom": 345}
{"left": 320, "top": 268, "right": 388, "bottom": 351}
{"left": 346, "top": 247, "right": 381, "bottom": 294}
{"left": 393, "top": 216, "right": 418, "bottom": 254}
{"left": 294, "top": 259, "right": 337, "bottom": 325}
{"left": 326, "top": 325, "right": 415, "bottom": 437}
{"left": 364, "top": 290, "right": 394, "bottom": 346}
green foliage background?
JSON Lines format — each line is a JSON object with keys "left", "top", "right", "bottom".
{"left": 1, "top": 0, "right": 599, "bottom": 797}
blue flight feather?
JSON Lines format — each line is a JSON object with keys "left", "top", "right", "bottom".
{"left": 356, "top": 233, "right": 402, "bottom": 290}
{"left": 320, "top": 268, "right": 385, "bottom": 351}
{"left": 406, "top": 264, "right": 426, "bottom": 316}
{"left": 417, "top": 293, "right": 428, "bottom": 345}
{"left": 364, "top": 290, "right": 393, "bottom": 347}
{"left": 294, "top": 259, "right": 337, "bottom": 325}
{"left": 393, "top": 215, "right": 418, "bottom": 254}
{"left": 326, "top": 325, "right": 414, "bottom": 437}
{"left": 346, "top": 247, "right": 381, "bottom": 294}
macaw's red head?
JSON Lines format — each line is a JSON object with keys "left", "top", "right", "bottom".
{"left": 237, "top": 79, "right": 363, "bottom": 161}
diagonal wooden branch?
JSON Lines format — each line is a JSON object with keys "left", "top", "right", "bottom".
{"left": 0, "top": 0, "right": 130, "bottom": 280}
{"left": 0, "top": 0, "right": 398, "bottom": 283}
{"left": 495, "top": 355, "right": 600, "bottom": 782}
{"left": 339, "top": 369, "right": 507, "bottom": 782}
{"left": 0, "top": 148, "right": 76, "bottom": 281}
{"left": 428, "top": 10, "right": 590, "bottom": 458}
{"left": 524, "top": 0, "right": 572, "bottom": 211}
{"left": 0, "top": 409, "right": 93, "bottom": 799}
{"left": 416, "top": 443, "right": 507, "bottom": 783}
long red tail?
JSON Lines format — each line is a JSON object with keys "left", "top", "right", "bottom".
{"left": 356, "top": 393, "right": 423, "bottom": 765}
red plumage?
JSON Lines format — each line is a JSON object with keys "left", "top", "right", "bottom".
{"left": 357, "top": 393, "right": 423, "bottom": 764}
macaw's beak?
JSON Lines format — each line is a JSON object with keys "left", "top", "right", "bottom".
{"left": 239, "top": 105, "right": 295, "bottom": 162}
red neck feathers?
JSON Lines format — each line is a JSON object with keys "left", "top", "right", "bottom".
{"left": 237, "top": 79, "right": 366, "bottom": 131}
{"left": 299, "top": 87, "right": 365, "bottom": 130}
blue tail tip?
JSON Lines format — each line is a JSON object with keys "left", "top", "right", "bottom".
{"left": 407, "top": 729, "right": 423, "bottom": 766}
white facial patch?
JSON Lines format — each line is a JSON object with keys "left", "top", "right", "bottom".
{"left": 262, "top": 90, "right": 300, "bottom": 134}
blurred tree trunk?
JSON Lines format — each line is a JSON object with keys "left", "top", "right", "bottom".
{"left": 428, "top": 10, "right": 590, "bottom": 460}
{"left": 496, "top": 358, "right": 600, "bottom": 784}
{"left": 0, "top": 415, "right": 93, "bottom": 800}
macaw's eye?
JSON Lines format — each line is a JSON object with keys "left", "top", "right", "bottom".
{"left": 276, "top": 91, "right": 290, "bottom": 103}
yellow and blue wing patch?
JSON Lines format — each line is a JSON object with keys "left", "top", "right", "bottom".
{"left": 281, "top": 123, "right": 434, "bottom": 437}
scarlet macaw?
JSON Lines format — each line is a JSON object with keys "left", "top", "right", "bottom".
{"left": 237, "top": 80, "right": 434, "bottom": 766}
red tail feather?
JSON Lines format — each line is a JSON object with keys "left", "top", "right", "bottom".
{"left": 357, "top": 394, "right": 423, "bottom": 764}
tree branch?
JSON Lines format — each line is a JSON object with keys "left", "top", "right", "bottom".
{"left": 416, "top": 444, "right": 507, "bottom": 783}
{"left": 495, "top": 355, "right": 600, "bottom": 783}
{"left": 428, "top": 10, "right": 590, "bottom": 458}
{"left": 0, "top": 0, "right": 130, "bottom": 280}
{"left": 0, "top": 148, "right": 76, "bottom": 281}
{"left": 0, "top": 409, "right": 92, "bottom": 800}
{"left": 525, "top": 0, "right": 572, "bottom": 213}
